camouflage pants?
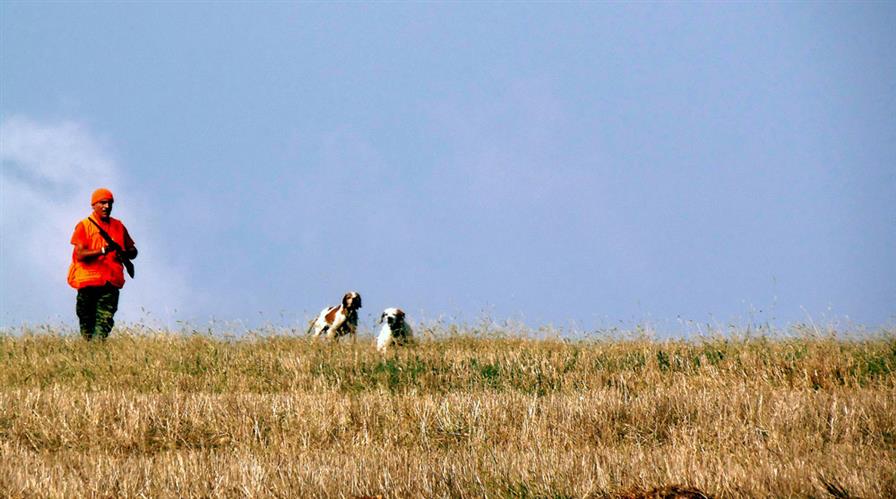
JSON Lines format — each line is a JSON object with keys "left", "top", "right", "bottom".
{"left": 76, "top": 284, "right": 120, "bottom": 340}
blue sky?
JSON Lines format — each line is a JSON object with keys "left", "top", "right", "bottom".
{"left": 1, "top": 2, "right": 894, "bottom": 334}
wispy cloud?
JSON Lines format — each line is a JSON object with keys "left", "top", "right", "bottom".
{"left": 0, "top": 116, "right": 190, "bottom": 329}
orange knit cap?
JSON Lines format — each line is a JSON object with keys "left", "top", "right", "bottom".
{"left": 91, "top": 188, "right": 114, "bottom": 204}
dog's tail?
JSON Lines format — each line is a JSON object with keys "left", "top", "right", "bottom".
{"left": 306, "top": 317, "right": 317, "bottom": 335}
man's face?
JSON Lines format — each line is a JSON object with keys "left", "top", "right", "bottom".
{"left": 92, "top": 199, "right": 113, "bottom": 219}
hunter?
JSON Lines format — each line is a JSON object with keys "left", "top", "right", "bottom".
{"left": 67, "top": 188, "right": 138, "bottom": 340}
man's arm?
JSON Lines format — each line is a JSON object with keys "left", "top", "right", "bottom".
{"left": 73, "top": 223, "right": 103, "bottom": 261}
{"left": 123, "top": 228, "right": 138, "bottom": 260}
{"left": 74, "top": 243, "right": 105, "bottom": 261}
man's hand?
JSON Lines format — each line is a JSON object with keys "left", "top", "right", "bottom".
{"left": 104, "top": 241, "right": 124, "bottom": 255}
{"left": 104, "top": 242, "right": 137, "bottom": 260}
{"left": 121, "top": 246, "right": 138, "bottom": 260}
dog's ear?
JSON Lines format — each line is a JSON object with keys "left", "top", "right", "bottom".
{"left": 355, "top": 293, "right": 362, "bottom": 309}
{"left": 378, "top": 311, "right": 385, "bottom": 324}
{"left": 396, "top": 309, "right": 405, "bottom": 320}
{"left": 342, "top": 292, "right": 351, "bottom": 308}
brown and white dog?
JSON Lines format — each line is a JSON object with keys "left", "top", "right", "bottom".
{"left": 308, "top": 291, "right": 362, "bottom": 340}
{"left": 376, "top": 307, "right": 413, "bottom": 353}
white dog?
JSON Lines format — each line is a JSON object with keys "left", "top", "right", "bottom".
{"left": 377, "top": 308, "right": 413, "bottom": 352}
{"left": 308, "top": 291, "right": 362, "bottom": 340}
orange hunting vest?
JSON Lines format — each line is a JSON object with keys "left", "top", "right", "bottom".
{"left": 67, "top": 216, "right": 128, "bottom": 289}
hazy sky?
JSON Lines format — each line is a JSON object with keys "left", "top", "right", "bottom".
{"left": 1, "top": 2, "right": 894, "bottom": 334}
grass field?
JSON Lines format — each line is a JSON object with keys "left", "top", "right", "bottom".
{"left": 1, "top": 325, "right": 894, "bottom": 498}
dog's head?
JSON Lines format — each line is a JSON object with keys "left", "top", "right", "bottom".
{"left": 379, "top": 307, "right": 406, "bottom": 331}
{"left": 342, "top": 291, "right": 362, "bottom": 311}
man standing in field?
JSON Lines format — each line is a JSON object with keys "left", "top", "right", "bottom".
{"left": 67, "top": 188, "right": 138, "bottom": 340}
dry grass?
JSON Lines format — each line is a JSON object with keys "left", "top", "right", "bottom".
{"left": 0, "top": 326, "right": 894, "bottom": 498}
